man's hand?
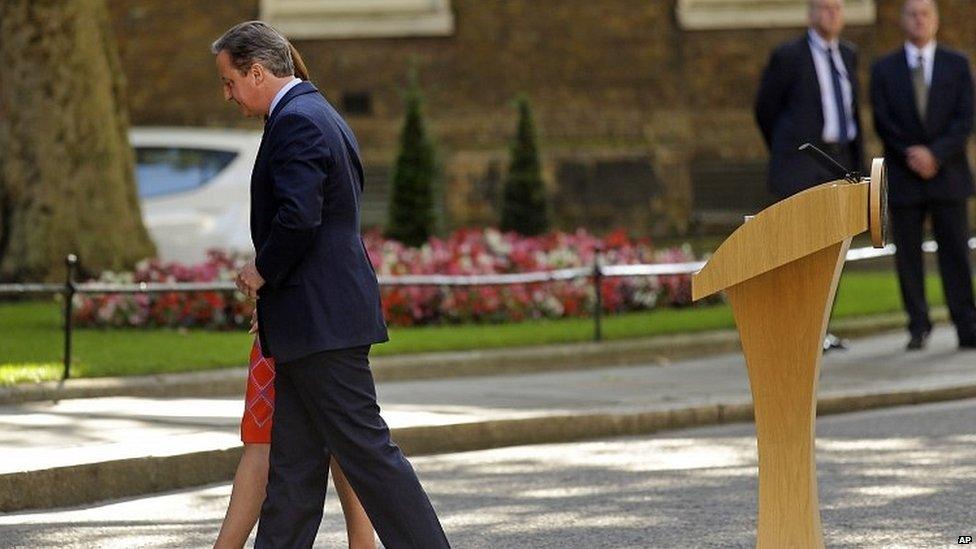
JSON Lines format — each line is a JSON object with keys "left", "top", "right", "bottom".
{"left": 236, "top": 260, "right": 265, "bottom": 299}
{"left": 906, "top": 145, "right": 939, "bottom": 180}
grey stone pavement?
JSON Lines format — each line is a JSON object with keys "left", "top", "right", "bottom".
{"left": 2, "top": 397, "right": 975, "bottom": 548}
{"left": 2, "top": 326, "right": 975, "bottom": 477}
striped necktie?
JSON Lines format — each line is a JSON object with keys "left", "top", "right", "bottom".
{"left": 912, "top": 54, "right": 928, "bottom": 123}
{"left": 826, "top": 47, "right": 851, "bottom": 144}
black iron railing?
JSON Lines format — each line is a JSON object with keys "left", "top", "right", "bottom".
{"left": 2, "top": 238, "right": 973, "bottom": 381}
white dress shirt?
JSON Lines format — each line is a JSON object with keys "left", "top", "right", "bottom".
{"left": 905, "top": 40, "right": 936, "bottom": 86}
{"left": 269, "top": 77, "right": 302, "bottom": 117}
{"left": 807, "top": 29, "right": 857, "bottom": 143}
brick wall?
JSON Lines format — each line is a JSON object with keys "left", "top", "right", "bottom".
{"left": 107, "top": 0, "right": 976, "bottom": 236}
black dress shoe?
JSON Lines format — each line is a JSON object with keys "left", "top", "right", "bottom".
{"left": 959, "top": 326, "right": 976, "bottom": 349}
{"left": 906, "top": 332, "right": 929, "bottom": 351}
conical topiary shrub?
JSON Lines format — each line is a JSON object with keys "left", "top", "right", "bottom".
{"left": 500, "top": 95, "right": 549, "bottom": 236}
{"left": 385, "top": 68, "right": 437, "bottom": 247}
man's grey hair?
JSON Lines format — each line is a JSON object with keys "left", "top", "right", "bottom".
{"left": 211, "top": 21, "right": 294, "bottom": 77}
{"left": 903, "top": 0, "right": 938, "bottom": 15}
{"left": 808, "top": 0, "right": 844, "bottom": 11}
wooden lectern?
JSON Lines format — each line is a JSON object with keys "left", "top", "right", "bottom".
{"left": 692, "top": 159, "right": 887, "bottom": 548}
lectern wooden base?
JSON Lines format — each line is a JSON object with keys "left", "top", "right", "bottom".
{"left": 692, "top": 163, "right": 887, "bottom": 549}
{"left": 727, "top": 239, "right": 850, "bottom": 548}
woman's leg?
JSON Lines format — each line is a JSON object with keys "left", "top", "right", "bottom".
{"left": 214, "top": 444, "right": 375, "bottom": 549}
{"left": 223, "top": 338, "right": 375, "bottom": 548}
{"left": 331, "top": 459, "right": 377, "bottom": 549}
{"left": 214, "top": 443, "right": 270, "bottom": 549}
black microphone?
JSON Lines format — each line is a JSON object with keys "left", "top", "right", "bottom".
{"left": 798, "top": 143, "right": 860, "bottom": 184}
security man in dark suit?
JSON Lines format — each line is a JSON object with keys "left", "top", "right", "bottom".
{"left": 870, "top": 0, "right": 976, "bottom": 350}
{"left": 755, "top": 0, "right": 862, "bottom": 352}
{"left": 755, "top": 0, "right": 864, "bottom": 199}
{"left": 213, "top": 21, "right": 451, "bottom": 548}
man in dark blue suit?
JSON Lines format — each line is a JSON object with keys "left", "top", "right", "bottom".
{"left": 870, "top": 0, "right": 976, "bottom": 351}
{"left": 755, "top": 0, "right": 864, "bottom": 199}
{"left": 213, "top": 21, "right": 450, "bottom": 548}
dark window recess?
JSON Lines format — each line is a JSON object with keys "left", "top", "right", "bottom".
{"left": 361, "top": 164, "right": 445, "bottom": 229}
{"left": 361, "top": 164, "right": 391, "bottom": 228}
{"left": 134, "top": 147, "right": 237, "bottom": 198}
{"left": 475, "top": 162, "right": 502, "bottom": 206}
{"left": 592, "top": 160, "right": 662, "bottom": 208}
{"left": 341, "top": 92, "right": 373, "bottom": 116}
{"left": 553, "top": 157, "right": 662, "bottom": 230}
{"left": 690, "top": 158, "right": 773, "bottom": 225}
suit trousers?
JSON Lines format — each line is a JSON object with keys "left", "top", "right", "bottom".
{"left": 889, "top": 201, "right": 976, "bottom": 341}
{"left": 255, "top": 346, "right": 450, "bottom": 549}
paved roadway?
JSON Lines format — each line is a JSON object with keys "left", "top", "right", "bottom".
{"left": 2, "top": 397, "right": 975, "bottom": 548}
{"left": 5, "top": 326, "right": 976, "bottom": 476}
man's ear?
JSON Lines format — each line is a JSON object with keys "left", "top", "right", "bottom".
{"left": 250, "top": 62, "right": 265, "bottom": 85}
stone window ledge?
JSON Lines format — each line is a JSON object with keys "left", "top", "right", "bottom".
{"left": 677, "top": 0, "right": 876, "bottom": 30}
{"left": 260, "top": 0, "right": 454, "bottom": 39}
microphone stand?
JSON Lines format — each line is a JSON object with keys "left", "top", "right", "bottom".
{"left": 798, "top": 143, "right": 861, "bottom": 184}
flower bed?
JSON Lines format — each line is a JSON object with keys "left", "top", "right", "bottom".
{"left": 72, "top": 250, "right": 250, "bottom": 329}
{"left": 73, "top": 228, "right": 697, "bottom": 329}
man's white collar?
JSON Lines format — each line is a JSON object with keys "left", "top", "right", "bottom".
{"left": 269, "top": 77, "right": 303, "bottom": 117}
{"left": 905, "top": 40, "right": 937, "bottom": 59}
{"left": 808, "top": 28, "right": 839, "bottom": 51}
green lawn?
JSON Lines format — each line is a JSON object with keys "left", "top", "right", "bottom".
{"left": 0, "top": 270, "right": 945, "bottom": 385}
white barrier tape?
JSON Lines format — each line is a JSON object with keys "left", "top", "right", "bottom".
{"left": 5, "top": 238, "right": 975, "bottom": 294}
{"left": 601, "top": 262, "right": 706, "bottom": 277}
{"left": 75, "top": 281, "right": 237, "bottom": 294}
{"left": 0, "top": 283, "right": 64, "bottom": 294}
{"left": 377, "top": 267, "right": 591, "bottom": 286}
{"left": 844, "top": 244, "right": 897, "bottom": 262}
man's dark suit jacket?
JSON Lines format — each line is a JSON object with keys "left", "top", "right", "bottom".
{"left": 252, "top": 81, "right": 389, "bottom": 363}
{"left": 870, "top": 46, "right": 975, "bottom": 207}
{"left": 755, "top": 35, "right": 865, "bottom": 198}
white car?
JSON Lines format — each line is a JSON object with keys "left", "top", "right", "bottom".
{"left": 130, "top": 127, "right": 262, "bottom": 263}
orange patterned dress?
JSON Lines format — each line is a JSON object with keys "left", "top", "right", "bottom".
{"left": 241, "top": 338, "right": 275, "bottom": 443}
